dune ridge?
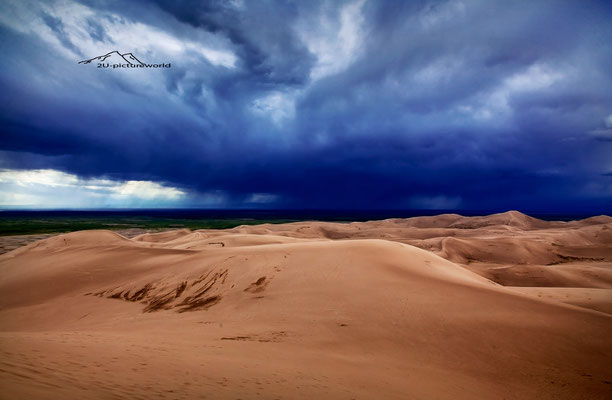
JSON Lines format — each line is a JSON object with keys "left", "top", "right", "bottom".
{"left": 0, "top": 211, "right": 611, "bottom": 399}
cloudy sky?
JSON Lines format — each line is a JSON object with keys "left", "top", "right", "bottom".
{"left": 0, "top": 0, "right": 611, "bottom": 212}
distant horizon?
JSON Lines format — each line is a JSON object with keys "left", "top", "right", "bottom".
{"left": 1, "top": 208, "right": 609, "bottom": 220}
{"left": 2, "top": 207, "right": 609, "bottom": 237}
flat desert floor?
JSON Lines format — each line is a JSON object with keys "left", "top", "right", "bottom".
{"left": 0, "top": 211, "right": 611, "bottom": 399}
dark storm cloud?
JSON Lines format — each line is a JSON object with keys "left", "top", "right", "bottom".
{"left": 0, "top": 0, "right": 611, "bottom": 211}
{"left": 135, "top": 0, "right": 316, "bottom": 84}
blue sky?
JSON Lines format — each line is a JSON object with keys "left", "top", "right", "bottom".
{"left": 0, "top": 0, "right": 611, "bottom": 211}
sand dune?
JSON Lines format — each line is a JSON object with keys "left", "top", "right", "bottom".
{"left": 508, "top": 286, "right": 612, "bottom": 315}
{"left": 0, "top": 212, "right": 611, "bottom": 399}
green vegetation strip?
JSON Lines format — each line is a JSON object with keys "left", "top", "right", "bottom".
{"left": 0, "top": 217, "right": 296, "bottom": 236}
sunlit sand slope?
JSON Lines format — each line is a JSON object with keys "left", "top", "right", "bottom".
{"left": 1, "top": 212, "right": 611, "bottom": 399}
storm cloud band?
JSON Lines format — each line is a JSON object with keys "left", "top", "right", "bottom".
{"left": 0, "top": 0, "right": 611, "bottom": 211}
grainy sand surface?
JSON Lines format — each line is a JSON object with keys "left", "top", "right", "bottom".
{"left": 1, "top": 211, "right": 611, "bottom": 399}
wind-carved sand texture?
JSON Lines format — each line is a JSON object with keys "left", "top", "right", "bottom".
{"left": 0, "top": 211, "right": 611, "bottom": 399}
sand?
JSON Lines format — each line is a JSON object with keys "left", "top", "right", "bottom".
{"left": 0, "top": 228, "right": 174, "bottom": 256}
{"left": 0, "top": 211, "right": 610, "bottom": 399}
{"left": 0, "top": 234, "right": 58, "bottom": 255}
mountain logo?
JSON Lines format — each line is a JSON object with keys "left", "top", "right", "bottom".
{"left": 78, "top": 50, "right": 171, "bottom": 69}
